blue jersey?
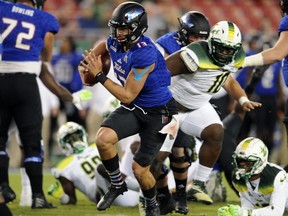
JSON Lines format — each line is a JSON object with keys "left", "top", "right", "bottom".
{"left": 156, "top": 32, "right": 182, "bottom": 55}
{"left": 107, "top": 35, "right": 172, "bottom": 108}
{"left": 279, "top": 15, "right": 288, "bottom": 85}
{"left": 254, "top": 61, "right": 282, "bottom": 95}
{"left": 52, "top": 52, "right": 83, "bottom": 93}
{"left": 0, "top": 1, "right": 59, "bottom": 62}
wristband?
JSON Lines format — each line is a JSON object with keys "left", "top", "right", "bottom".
{"left": 43, "top": 61, "right": 53, "bottom": 74}
{"left": 239, "top": 96, "right": 249, "bottom": 106}
{"left": 95, "top": 71, "right": 108, "bottom": 84}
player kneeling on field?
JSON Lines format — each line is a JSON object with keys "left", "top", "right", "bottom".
{"left": 218, "top": 137, "right": 288, "bottom": 216}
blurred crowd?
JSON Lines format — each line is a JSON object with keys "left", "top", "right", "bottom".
{"left": 6, "top": 0, "right": 288, "bottom": 169}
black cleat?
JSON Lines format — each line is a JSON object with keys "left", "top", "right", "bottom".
{"left": 174, "top": 191, "right": 189, "bottom": 215}
{"left": 0, "top": 183, "right": 16, "bottom": 203}
{"left": 96, "top": 182, "right": 128, "bottom": 211}
{"left": 158, "top": 194, "right": 175, "bottom": 215}
{"left": 146, "top": 204, "right": 160, "bottom": 216}
{"left": 32, "top": 193, "right": 56, "bottom": 209}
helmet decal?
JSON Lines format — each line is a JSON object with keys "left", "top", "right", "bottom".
{"left": 108, "top": 2, "right": 148, "bottom": 46}
{"left": 227, "top": 22, "right": 235, "bottom": 42}
{"left": 125, "top": 8, "right": 144, "bottom": 21}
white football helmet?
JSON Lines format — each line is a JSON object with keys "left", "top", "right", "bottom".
{"left": 232, "top": 137, "right": 269, "bottom": 180}
{"left": 103, "top": 96, "right": 120, "bottom": 118}
{"left": 208, "top": 21, "right": 242, "bottom": 66}
{"left": 57, "top": 122, "right": 88, "bottom": 156}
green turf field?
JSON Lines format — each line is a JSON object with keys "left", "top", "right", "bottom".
{"left": 6, "top": 171, "right": 288, "bottom": 216}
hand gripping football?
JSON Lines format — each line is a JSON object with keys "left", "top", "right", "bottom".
{"left": 79, "top": 52, "right": 111, "bottom": 86}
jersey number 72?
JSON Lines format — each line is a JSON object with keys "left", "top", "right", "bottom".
{"left": 2, "top": 17, "right": 35, "bottom": 50}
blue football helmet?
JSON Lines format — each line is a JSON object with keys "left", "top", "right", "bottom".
{"left": 108, "top": 1, "right": 148, "bottom": 46}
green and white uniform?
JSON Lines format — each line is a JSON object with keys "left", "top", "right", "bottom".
{"left": 51, "top": 144, "right": 101, "bottom": 202}
{"left": 170, "top": 41, "right": 245, "bottom": 138}
{"left": 232, "top": 163, "right": 288, "bottom": 216}
{"left": 51, "top": 144, "right": 139, "bottom": 206}
{"left": 172, "top": 41, "right": 245, "bottom": 109}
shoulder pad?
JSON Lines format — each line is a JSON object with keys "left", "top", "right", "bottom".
{"left": 181, "top": 41, "right": 220, "bottom": 70}
{"left": 180, "top": 47, "right": 199, "bottom": 72}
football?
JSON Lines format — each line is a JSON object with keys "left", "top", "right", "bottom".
{"left": 79, "top": 68, "right": 97, "bottom": 86}
{"left": 102, "top": 52, "right": 111, "bottom": 75}
{"left": 79, "top": 52, "right": 111, "bottom": 87}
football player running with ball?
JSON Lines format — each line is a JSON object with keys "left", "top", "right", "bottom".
{"left": 78, "top": 2, "right": 178, "bottom": 215}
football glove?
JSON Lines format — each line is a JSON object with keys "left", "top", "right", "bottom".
{"left": 228, "top": 204, "right": 252, "bottom": 216}
{"left": 72, "top": 89, "right": 92, "bottom": 110}
{"left": 218, "top": 206, "right": 232, "bottom": 216}
{"left": 48, "top": 182, "right": 64, "bottom": 199}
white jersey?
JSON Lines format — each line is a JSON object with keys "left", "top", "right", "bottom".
{"left": 95, "top": 164, "right": 139, "bottom": 207}
{"left": 51, "top": 144, "right": 101, "bottom": 202}
{"left": 171, "top": 72, "right": 230, "bottom": 109}
{"left": 171, "top": 40, "right": 245, "bottom": 110}
{"left": 233, "top": 163, "right": 288, "bottom": 216}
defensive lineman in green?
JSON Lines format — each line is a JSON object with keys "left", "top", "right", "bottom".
{"left": 164, "top": 21, "right": 262, "bottom": 206}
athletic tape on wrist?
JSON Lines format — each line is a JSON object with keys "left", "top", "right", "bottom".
{"left": 239, "top": 96, "right": 249, "bottom": 106}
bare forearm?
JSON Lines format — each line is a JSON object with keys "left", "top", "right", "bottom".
{"left": 39, "top": 63, "right": 73, "bottom": 102}
{"left": 102, "top": 78, "right": 135, "bottom": 104}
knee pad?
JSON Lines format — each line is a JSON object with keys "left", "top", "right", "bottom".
{"left": 169, "top": 153, "right": 191, "bottom": 173}
{"left": 156, "top": 164, "right": 169, "bottom": 180}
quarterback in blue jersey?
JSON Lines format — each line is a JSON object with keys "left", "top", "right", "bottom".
{"left": 79, "top": 2, "right": 177, "bottom": 215}
{"left": 242, "top": 0, "right": 288, "bottom": 165}
{"left": 0, "top": 0, "right": 59, "bottom": 209}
